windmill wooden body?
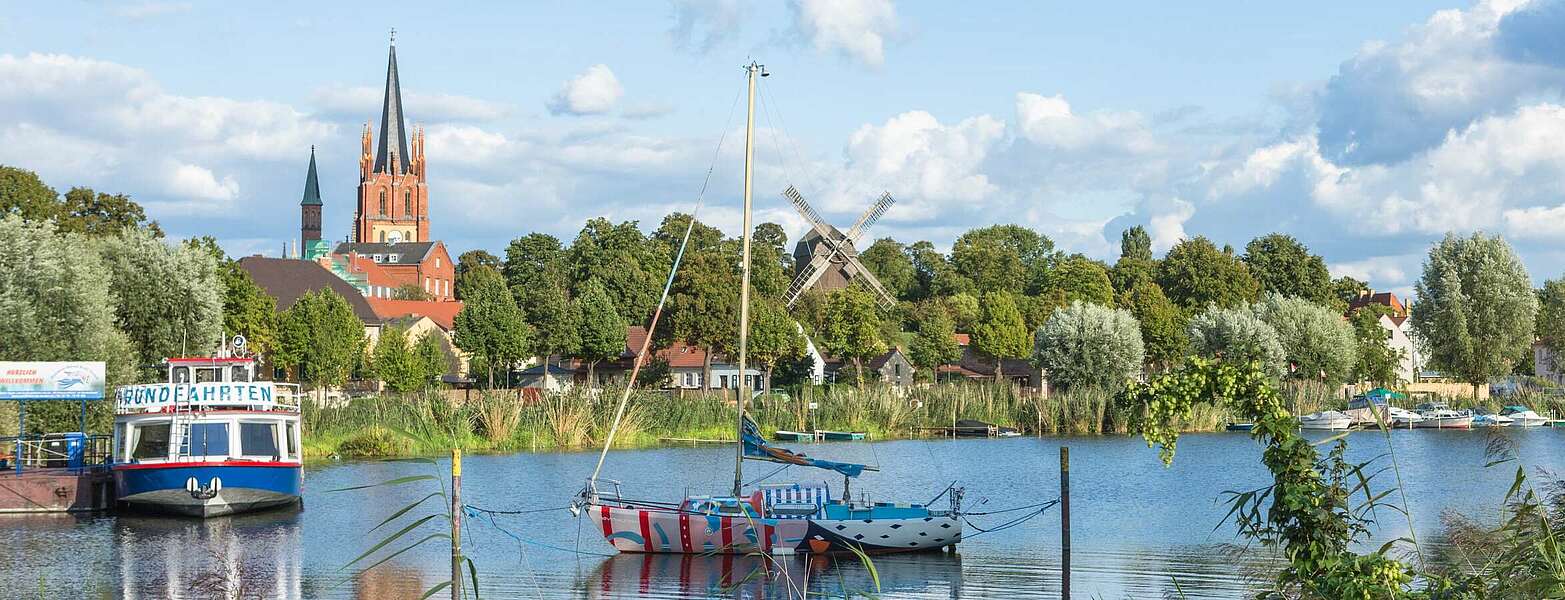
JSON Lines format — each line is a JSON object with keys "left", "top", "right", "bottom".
{"left": 783, "top": 186, "right": 898, "bottom": 310}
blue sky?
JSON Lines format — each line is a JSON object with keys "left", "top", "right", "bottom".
{"left": 5, "top": 1, "right": 1565, "bottom": 297}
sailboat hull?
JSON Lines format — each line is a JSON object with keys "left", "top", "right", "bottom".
{"left": 591, "top": 504, "right": 962, "bottom": 555}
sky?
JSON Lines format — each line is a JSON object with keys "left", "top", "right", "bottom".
{"left": 5, "top": 0, "right": 1565, "bottom": 298}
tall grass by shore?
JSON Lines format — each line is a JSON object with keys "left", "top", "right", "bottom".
{"left": 302, "top": 382, "right": 1247, "bottom": 459}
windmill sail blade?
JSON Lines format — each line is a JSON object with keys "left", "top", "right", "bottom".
{"left": 784, "top": 252, "right": 833, "bottom": 307}
{"left": 783, "top": 186, "right": 837, "bottom": 240}
{"left": 843, "top": 257, "right": 898, "bottom": 311}
{"left": 843, "top": 192, "right": 894, "bottom": 243}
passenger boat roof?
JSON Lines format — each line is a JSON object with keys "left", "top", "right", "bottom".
{"left": 166, "top": 357, "right": 255, "bottom": 364}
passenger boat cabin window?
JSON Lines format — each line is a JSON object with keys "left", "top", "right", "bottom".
{"left": 194, "top": 367, "right": 221, "bottom": 383}
{"left": 173, "top": 366, "right": 190, "bottom": 383}
{"left": 231, "top": 365, "right": 249, "bottom": 382}
{"left": 130, "top": 422, "right": 171, "bottom": 460}
{"left": 239, "top": 422, "right": 279, "bottom": 458}
{"left": 187, "top": 423, "right": 230, "bottom": 457}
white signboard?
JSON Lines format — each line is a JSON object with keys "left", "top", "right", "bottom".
{"left": 115, "top": 382, "right": 280, "bottom": 411}
{"left": 0, "top": 361, "right": 107, "bottom": 400}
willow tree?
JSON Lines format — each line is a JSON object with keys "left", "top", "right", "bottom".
{"left": 1252, "top": 293, "right": 1357, "bottom": 383}
{"left": 96, "top": 227, "right": 224, "bottom": 376}
{"left": 1032, "top": 301, "right": 1144, "bottom": 391}
{"left": 1410, "top": 233, "right": 1537, "bottom": 398}
{"left": 1187, "top": 305, "right": 1286, "bottom": 377}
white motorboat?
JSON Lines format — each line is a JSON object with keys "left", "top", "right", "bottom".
{"left": 1500, "top": 405, "right": 1550, "bottom": 427}
{"left": 1388, "top": 406, "right": 1424, "bottom": 428}
{"left": 1300, "top": 410, "right": 1352, "bottom": 430}
{"left": 1412, "top": 403, "right": 1473, "bottom": 429}
{"left": 1472, "top": 409, "right": 1514, "bottom": 427}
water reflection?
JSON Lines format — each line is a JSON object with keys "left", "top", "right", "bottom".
{"left": 578, "top": 552, "right": 966, "bottom": 599}
{"left": 114, "top": 510, "right": 302, "bottom": 599}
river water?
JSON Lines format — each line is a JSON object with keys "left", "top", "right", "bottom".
{"left": 3, "top": 428, "right": 1563, "bottom": 599}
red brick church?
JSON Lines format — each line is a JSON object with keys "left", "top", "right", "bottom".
{"left": 292, "top": 35, "right": 455, "bottom": 305}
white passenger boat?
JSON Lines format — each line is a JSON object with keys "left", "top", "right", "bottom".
{"left": 1500, "top": 405, "right": 1550, "bottom": 427}
{"left": 112, "top": 355, "right": 303, "bottom": 517}
{"left": 1299, "top": 410, "right": 1352, "bottom": 431}
{"left": 1412, "top": 403, "right": 1473, "bottom": 429}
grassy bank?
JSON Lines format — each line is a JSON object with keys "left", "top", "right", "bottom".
{"left": 301, "top": 382, "right": 1253, "bottom": 459}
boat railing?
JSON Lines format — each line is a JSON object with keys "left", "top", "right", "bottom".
{"left": 1, "top": 434, "right": 113, "bottom": 472}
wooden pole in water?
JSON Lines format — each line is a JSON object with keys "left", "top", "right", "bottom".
{"left": 1060, "top": 446, "right": 1071, "bottom": 599}
{"left": 452, "top": 448, "right": 462, "bottom": 600}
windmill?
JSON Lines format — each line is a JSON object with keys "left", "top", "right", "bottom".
{"left": 782, "top": 185, "right": 898, "bottom": 311}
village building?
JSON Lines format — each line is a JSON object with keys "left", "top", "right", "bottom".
{"left": 1534, "top": 342, "right": 1564, "bottom": 386}
{"left": 936, "top": 333, "right": 1049, "bottom": 392}
{"left": 819, "top": 348, "right": 916, "bottom": 387}
{"left": 1348, "top": 291, "right": 1422, "bottom": 385}
{"left": 330, "top": 241, "right": 455, "bottom": 301}
{"left": 519, "top": 326, "right": 762, "bottom": 392}
{"left": 236, "top": 256, "right": 385, "bottom": 345}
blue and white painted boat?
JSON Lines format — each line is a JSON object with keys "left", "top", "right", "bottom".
{"left": 112, "top": 356, "right": 303, "bottom": 517}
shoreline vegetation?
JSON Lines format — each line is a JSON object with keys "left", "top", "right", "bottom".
{"left": 298, "top": 381, "right": 1565, "bottom": 460}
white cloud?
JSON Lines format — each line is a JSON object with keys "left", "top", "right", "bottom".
{"left": 548, "top": 65, "right": 623, "bottom": 116}
{"left": 834, "top": 110, "right": 1004, "bottom": 218}
{"left": 789, "top": 0, "right": 898, "bottom": 67}
{"left": 1015, "top": 93, "right": 1156, "bottom": 154}
{"left": 160, "top": 162, "right": 239, "bottom": 210}
{"left": 1504, "top": 204, "right": 1565, "bottom": 239}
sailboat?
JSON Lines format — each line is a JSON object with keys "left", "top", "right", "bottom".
{"left": 572, "top": 62, "right": 964, "bottom": 555}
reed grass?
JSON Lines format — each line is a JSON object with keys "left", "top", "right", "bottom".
{"left": 302, "top": 381, "right": 1250, "bottom": 459}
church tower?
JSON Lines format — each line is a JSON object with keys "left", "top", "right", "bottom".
{"left": 300, "top": 146, "right": 322, "bottom": 244}
{"left": 354, "top": 34, "right": 429, "bottom": 244}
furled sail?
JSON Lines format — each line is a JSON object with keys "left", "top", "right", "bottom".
{"left": 740, "top": 416, "right": 865, "bottom": 478}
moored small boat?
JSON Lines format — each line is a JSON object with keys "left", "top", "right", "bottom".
{"left": 1225, "top": 422, "right": 1254, "bottom": 432}
{"left": 1300, "top": 411, "right": 1352, "bottom": 431}
{"left": 1500, "top": 405, "right": 1549, "bottom": 427}
{"left": 773, "top": 430, "right": 819, "bottom": 442}
{"left": 1471, "top": 408, "right": 1514, "bottom": 427}
{"left": 112, "top": 355, "right": 303, "bottom": 517}
{"left": 1412, "top": 402, "right": 1472, "bottom": 429}
{"left": 816, "top": 430, "right": 867, "bottom": 441}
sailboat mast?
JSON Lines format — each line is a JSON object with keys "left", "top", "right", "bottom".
{"left": 734, "top": 61, "right": 762, "bottom": 498}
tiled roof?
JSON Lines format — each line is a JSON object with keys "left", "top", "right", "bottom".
{"left": 1349, "top": 291, "right": 1407, "bottom": 316}
{"left": 953, "top": 333, "right": 971, "bottom": 346}
{"left": 367, "top": 298, "right": 463, "bottom": 330}
{"left": 334, "top": 242, "right": 436, "bottom": 265}
{"left": 236, "top": 257, "right": 379, "bottom": 323}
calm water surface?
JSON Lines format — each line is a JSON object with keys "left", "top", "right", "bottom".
{"left": 2, "top": 428, "right": 1563, "bottom": 599}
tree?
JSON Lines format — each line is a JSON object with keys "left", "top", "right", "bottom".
{"left": 1348, "top": 306, "right": 1403, "bottom": 387}
{"left": 950, "top": 225, "right": 1054, "bottom": 294}
{"left": 412, "top": 331, "right": 450, "bottom": 388}
{"left": 1188, "top": 305, "right": 1286, "bottom": 377}
{"left": 1538, "top": 278, "right": 1565, "bottom": 372}
{"left": 1111, "top": 227, "right": 1158, "bottom": 301}
{"left": 392, "top": 283, "right": 430, "bottom": 301}
{"left": 453, "top": 268, "right": 533, "bottom": 388}
{"left": 574, "top": 278, "right": 627, "bottom": 387}
{"left": 749, "top": 223, "right": 791, "bottom": 300}
{"left": 0, "top": 216, "right": 136, "bottom": 388}
{"left": 972, "top": 292, "right": 1030, "bottom": 382}
{"left": 1123, "top": 280, "right": 1185, "bottom": 371}
{"left": 0, "top": 165, "right": 61, "bottom": 222}
{"left": 1156, "top": 236, "right": 1260, "bottom": 310}
{"left": 1252, "top": 293, "right": 1357, "bottom": 383}
{"left": 1242, "top": 234, "right": 1332, "bottom": 306}
{"left": 859, "top": 238, "right": 917, "bottom": 300}
{"left": 664, "top": 249, "right": 738, "bottom": 388}
{"left": 568, "top": 217, "right": 660, "bottom": 323}
{"left": 58, "top": 187, "right": 162, "bottom": 237}
{"left": 96, "top": 228, "right": 224, "bottom": 375}
{"left": 1042, "top": 254, "right": 1114, "bottom": 307}
{"left": 945, "top": 293, "right": 981, "bottom": 333}
{"left": 908, "top": 240, "right": 970, "bottom": 298}
{"left": 282, "top": 289, "right": 366, "bottom": 402}
{"left": 1410, "top": 232, "right": 1538, "bottom": 397}
{"left": 456, "top": 249, "right": 500, "bottom": 278}
{"left": 909, "top": 310, "right": 962, "bottom": 379}
{"left": 517, "top": 282, "right": 579, "bottom": 362}
{"left": 455, "top": 263, "right": 500, "bottom": 304}
{"left": 372, "top": 326, "right": 420, "bottom": 392}
{"left": 819, "top": 287, "right": 885, "bottom": 388}
{"left": 502, "top": 233, "right": 566, "bottom": 290}
{"left": 1032, "top": 301, "right": 1144, "bottom": 391}
{"left": 1331, "top": 276, "right": 1371, "bottom": 309}
{"left": 748, "top": 298, "right": 805, "bottom": 389}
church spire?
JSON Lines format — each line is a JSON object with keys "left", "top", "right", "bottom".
{"left": 300, "top": 146, "right": 322, "bottom": 206}
{"left": 373, "top": 30, "right": 410, "bottom": 174}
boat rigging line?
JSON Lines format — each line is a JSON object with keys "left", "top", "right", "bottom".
{"left": 585, "top": 84, "right": 744, "bottom": 492}
{"left": 960, "top": 498, "right": 1062, "bottom": 540}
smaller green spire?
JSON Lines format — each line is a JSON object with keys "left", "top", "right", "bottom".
{"left": 300, "top": 146, "right": 322, "bottom": 206}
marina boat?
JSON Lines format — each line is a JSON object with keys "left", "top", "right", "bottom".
{"left": 112, "top": 355, "right": 303, "bottom": 517}
{"left": 1346, "top": 388, "right": 1408, "bottom": 427}
{"left": 946, "top": 419, "right": 1022, "bottom": 438}
{"left": 574, "top": 63, "right": 964, "bottom": 555}
{"left": 773, "top": 430, "right": 820, "bottom": 442}
{"left": 1500, "top": 405, "right": 1550, "bottom": 427}
{"left": 1388, "top": 406, "right": 1425, "bottom": 428}
{"left": 1471, "top": 408, "right": 1514, "bottom": 427}
{"left": 816, "top": 430, "right": 867, "bottom": 441}
{"left": 1412, "top": 403, "right": 1473, "bottom": 429}
{"left": 1224, "top": 422, "right": 1255, "bottom": 432}
{"left": 1299, "top": 410, "right": 1352, "bottom": 430}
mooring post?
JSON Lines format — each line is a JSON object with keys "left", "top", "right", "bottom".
{"left": 1060, "top": 445, "right": 1071, "bottom": 599}
{"left": 452, "top": 448, "right": 462, "bottom": 600}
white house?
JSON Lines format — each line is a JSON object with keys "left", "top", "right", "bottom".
{"left": 1379, "top": 314, "right": 1422, "bottom": 385}
{"left": 1535, "top": 342, "right": 1564, "bottom": 386}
